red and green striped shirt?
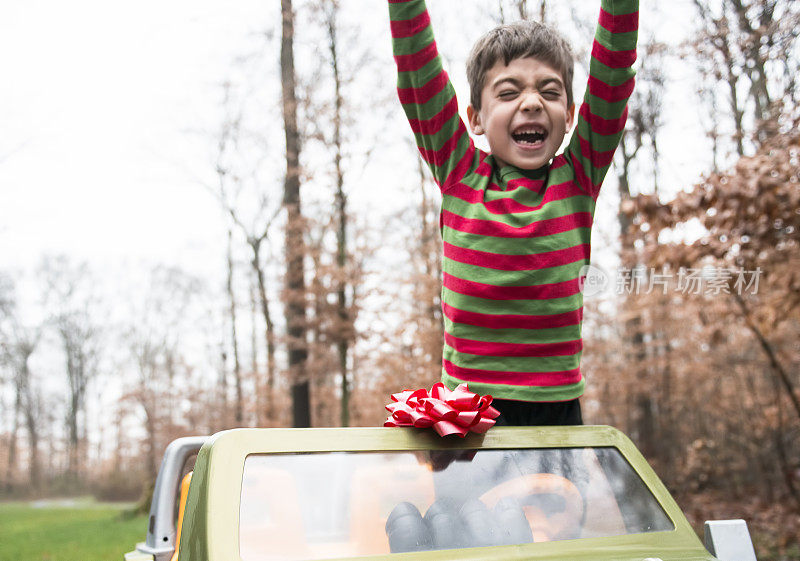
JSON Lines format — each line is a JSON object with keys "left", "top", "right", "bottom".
{"left": 390, "top": 0, "right": 638, "bottom": 402}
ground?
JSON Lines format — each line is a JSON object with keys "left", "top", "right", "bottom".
{"left": 0, "top": 498, "right": 146, "bottom": 561}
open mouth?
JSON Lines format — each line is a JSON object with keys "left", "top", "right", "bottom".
{"left": 511, "top": 126, "right": 547, "bottom": 147}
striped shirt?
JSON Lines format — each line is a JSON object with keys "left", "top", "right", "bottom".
{"left": 390, "top": 0, "right": 638, "bottom": 402}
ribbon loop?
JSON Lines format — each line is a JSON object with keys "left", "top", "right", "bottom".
{"left": 384, "top": 383, "right": 498, "bottom": 437}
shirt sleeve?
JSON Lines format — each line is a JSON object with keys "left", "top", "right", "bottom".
{"left": 389, "top": 0, "right": 478, "bottom": 192}
{"left": 565, "top": 0, "right": 638, "bottom": 199}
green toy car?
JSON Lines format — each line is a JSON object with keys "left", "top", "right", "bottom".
{"left": 124, "top": 426, "right": 757, "bottom": 561}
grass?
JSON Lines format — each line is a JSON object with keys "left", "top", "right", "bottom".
{"left": 0, "top": 498, "right": 148, "bottom": 561}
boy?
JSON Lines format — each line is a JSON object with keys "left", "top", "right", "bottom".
{"left": 389, "top": 0, "right": 638, "bottom": 425}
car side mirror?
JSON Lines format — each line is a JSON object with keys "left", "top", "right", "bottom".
{"left": 703, "top": 519, "right": 757, "bottom": 561}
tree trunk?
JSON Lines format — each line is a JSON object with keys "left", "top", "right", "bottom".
{"left": 692, "top": 0, "right": 745, "bottom": 156}
{"left": 616, "top": 131, "right": 653, "bottom": 455}
{"left": 68, "top": 380, "right": 79, "bottom": 481}
{"left": 250, "top": 239, "right": 276, "bottom": 424}
{"left": 13, "top": 343, "right": 41, "bottom": 494}
{"left": 517, "top": 0, "right": 528, "bottom": 20}
{"left": 772, "top": 380, "right": 800, "bottom": 512}
{"left": 724, "top": 63, "right": 745, "bottom": 157}
{"left": 658, "top": 329, "right": 674, "bottom": 463}
{"left": 325, "top": 1, "right": 351, "bottom": 427}
{"left": 250, "top": 273, "right": 262, "bottom": 426}
{"left": 24, "top": 394, "right": 40, "bottom": 492}
{"left": 142, "top": 398, "right": 158, "bottom": 480}
{"left": 4, "top": 390, "right": 21, "bottom": 493}
{"left": 57, "top": 326, "right": 90, "bottom": 485}
{"left": 729, "top": 0, "right": 773, "bottom": 142}
{"left": 280, "top": 0, "right": 310, "bottom": 427}
{"left": 734, "top": 292, "right": 800, "bottom": 422}
{"left": 417, "top": 156, "right": 442, "bottom": 334}
{"left": 226, "top": 228, "right": 244, "bottom": 425}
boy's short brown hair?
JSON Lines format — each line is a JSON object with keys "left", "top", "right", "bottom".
{"left": 466, "top": 20, "right": 575, "bottom": 111}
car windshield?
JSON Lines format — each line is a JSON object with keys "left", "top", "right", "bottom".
{"left": 239, "top": 447, "right": 673, "bottom": 560}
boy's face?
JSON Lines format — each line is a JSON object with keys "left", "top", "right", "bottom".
{"left": 467, "top": 56, "right": 575, "bottom": 171}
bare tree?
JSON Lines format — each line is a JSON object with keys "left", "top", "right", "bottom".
{"left": 497, "top": 0, "right": 545, "bottom": 22}
{"left": 39, "top": 256, "right": 102, "bottom": 483}
{"left": 0, "top": 273, "right": 12, "bottom": 317}
{"left": 414, "top": 151, "right": 444, "bottom": 355}
{"left": 224, "top": 227, "right": 242, "bottom": 424}
{"left": 690, "top": 0, "right": 800, "bottom": 156}
{"left": 626, "top": 117, "right": 800, "bottom": 511}
{"left": 612, "top": 37, "right": 667, "bottom": 458}
{"left": 0, "top": 275, "right": 47, "bottom": 495}
{"left": 281, "top": 0, "right": 310, "bottom": 427}
{"left": 324, "top": 0, "right": 351, "bottom": 427}
{"left": 294, "top": 0, "right": 388, "bottom": 427}
{"left": 248, "top": 271, "right": 262, "bottom": 423}
{"left": 123, "top": 266, "right": 201, "bottom": 478}
{"left": 242, "top": 226, "right": 278, "bottom": 423}
{"left": 0, "top": 274, "right": 14, "bottom": 491}
{"left": 208, "top": 80, "right": 281, "bottom": 426}
{"left": 1, "top": 322, "right": 42, "bottom": 493}
{"left": 307, "top": 0, "right": 368, "bottom": 426}
{"left": 213, "top": 84, "right": 246, "bottom": 425}
{"left": 215, "top": 192, "right": 280, "bottom": 425}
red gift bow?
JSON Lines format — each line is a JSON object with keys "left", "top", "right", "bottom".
{"left": 384, "top": 382, "right": 500, "bottom": 437}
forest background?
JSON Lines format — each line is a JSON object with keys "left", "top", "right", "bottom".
{"left": 1, "top": 0, "right": 798, "bottom": 558}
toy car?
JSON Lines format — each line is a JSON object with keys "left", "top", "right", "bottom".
{"left": 124, "top": 426, "right": 757, "bottom": 561}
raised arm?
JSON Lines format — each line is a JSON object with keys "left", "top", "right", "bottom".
{"left": 566, "top": 0, "right": 638, "bottom": 199}
{"left": 389, "top": 0, "right": 477, "bottom": 191}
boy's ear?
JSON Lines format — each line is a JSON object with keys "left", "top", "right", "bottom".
{"left": 467, "top": 105, "right": 484, "bottom": 135}
{"left": 566, "top": 103, "right": 576, "bottom": 131}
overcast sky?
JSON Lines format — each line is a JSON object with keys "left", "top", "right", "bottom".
{"left": 1, "top": 0, "right": 273, "bottom": 274}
